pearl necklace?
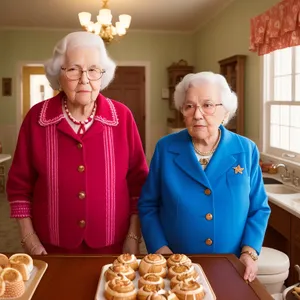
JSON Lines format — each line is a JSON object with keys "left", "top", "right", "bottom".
{"left": 64, "top": 100, "right": 97, "bottom": 135}
{"left": 192, "top": 129, "right": 221, "bottom": 156}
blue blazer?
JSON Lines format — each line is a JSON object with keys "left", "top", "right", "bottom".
{"left": 138, "top": 126, "right": 270, "bottom": 256}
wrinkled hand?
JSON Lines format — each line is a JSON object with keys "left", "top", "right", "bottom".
{"left": 155, "top": 246, "right": 173, "bottom": 255}
{"left": 23, "top": 234, "right": 47, "bottom": 255}
{"left": 240, "top": 254, "right": 258, "bottom": 282}
{"left": 123, "top": 238, "right": 140, "bottom": 255}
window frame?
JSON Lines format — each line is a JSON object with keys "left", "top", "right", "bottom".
{"left": 261, "top": 47, "right": 300, "bottom": 164}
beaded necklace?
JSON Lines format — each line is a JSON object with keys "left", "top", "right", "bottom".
{"left": 64, "top": 99, "right": 96, "bottom": 135}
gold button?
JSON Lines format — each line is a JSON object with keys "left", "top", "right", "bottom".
{"left": 78, "top": 165, "right": 85, "bottom": 172}
{"left": 205, "top": 238, "right": 213, "bottom": 246}
{"left": 77, "top": 143, "right": 83, "bottom": 149}
{"left": 204, "top": 188, "right": 211, "bottom": 195}
{"left": 78, "top": 191, "right": 86, "bottom": 199}
{"left": 78, "top": 220, "right": 86, "bottom": 228}
{"left": 206, "top": 213, "right": 213, "bottom": 221}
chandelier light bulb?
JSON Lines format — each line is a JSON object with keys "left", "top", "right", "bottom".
{"left": 78, "top": 0, "right": 131, "bottom": 44}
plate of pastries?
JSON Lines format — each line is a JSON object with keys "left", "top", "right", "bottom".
{"left": 95, "top": 253, "right": 216, "bottom": 300}
{"left": 0, "top": 253, "right": 47, "bottom": 300}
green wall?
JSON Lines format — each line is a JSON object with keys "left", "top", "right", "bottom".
{"left": 195, "top": 0, "right": 279, "bottom": 142}
{"left": 0, "top": 30, "right": 196, "bottom": 158}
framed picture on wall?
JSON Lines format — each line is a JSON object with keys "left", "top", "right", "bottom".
{"left": 2, "top": 78, "right": 12, "bottom": 96}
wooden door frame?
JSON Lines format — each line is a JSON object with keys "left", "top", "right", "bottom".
{"left": 16, "top": 61, "right": 45, "bottom": 136}
{"left": 16, "top": 61, "right": 151, "bottom": 160}
{"left": 116, "top": 61, "right": 151, "bottom": 161}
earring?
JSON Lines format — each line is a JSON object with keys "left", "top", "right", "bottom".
{"left": 57, "top": 81, "right": 62, "bottom": 92}
{"left": 221, "top": 119, "right": 224, "bottom": 125}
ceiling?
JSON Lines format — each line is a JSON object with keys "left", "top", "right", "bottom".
{"left": 0, "top": 0, "right": 234, "bottom": 32}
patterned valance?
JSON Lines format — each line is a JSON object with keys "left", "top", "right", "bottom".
{"left": 249, "top": 0, "right": 300, "bottom": 55}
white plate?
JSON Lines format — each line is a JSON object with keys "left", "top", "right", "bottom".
{"left": 95, "top": 260, "right": 216, "bottom": 300}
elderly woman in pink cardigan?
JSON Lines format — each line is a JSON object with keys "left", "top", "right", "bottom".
{"left": 6, "top": 32, "right": 148, "bottom": 255}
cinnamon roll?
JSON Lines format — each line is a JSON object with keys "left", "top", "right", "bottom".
{"left": 114, "top": 253, "right": 139, "bottom": 271}
{"left": 9, "top": 253, "right": 33, "bottom": 281}
{"left": 0, "top": 254, "right": 9, "bottom": 269}
{"left": 105, "top": 263, "right": 136, "bottom": 281}
{"left": 0, "top": 267, "right": 25, "bottom": 298}
{"left": 168, "top": 264, "right": 198, "bottom": 280}
{"left": 138, "top": 273, "right": 165, "bottom": 289}
{"left": 171, "top": 279, "right": 205, "bottom": 300}
{"left": 167, "top": 254, "right": 192, "bottom": 268}
{"left": 170, "top": 273, "right": 199, "bottom": 289}
{"left": 139, "top": 254, "right": 167, "bottom": 277}
{"left": 104, "top": 274, "right": 137, "bottom": 300}
{"left": 146, "top": 291, "right": 179, "bottom": 300}
{"left": 137, "top": 284, "right": 166, "bottom": 300}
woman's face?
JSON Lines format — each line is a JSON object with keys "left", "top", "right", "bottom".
{"left": 183, "top": 83, "right": 228, "bottom": 140}
{"left": 59, "top": 47, "right": 103, "bottom": 106}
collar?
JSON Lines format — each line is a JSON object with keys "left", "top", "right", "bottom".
{"left": 38, "top": 92, "right": 119, "bottom": 127}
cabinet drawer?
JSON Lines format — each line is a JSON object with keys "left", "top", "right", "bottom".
{"left": 268, "top": 202, "right": 291, "bottom": 239}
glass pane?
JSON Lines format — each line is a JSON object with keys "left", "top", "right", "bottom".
{"left": 270, "top": 105, "right": 280, "bottom": 124}
{"left": 274, "top": 76, "right": 292, "bottom": 101}
{"left": 280, "top": 126, "right": 289, "bottom": 150}
{"left": 274, "top": 48, "right": 292, "bottom": 76}
{"left": 291, "top": 106, "right": 300, "bottom": 127}
{"left": 295, "top": 74, "right": 300, "bottom": 101}
{"left": 280, "top": 105, "right": 290, "bottom": 126}
{"left": 270, "top": 124, "right": 280, "bottom": 148}
{"left": 290, "top": 128, "right": 300, "bottom": 153}
{"left": 296, "top": 45, "right": 300, "bottom": 73}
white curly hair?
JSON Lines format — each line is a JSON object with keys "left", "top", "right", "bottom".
{"left": 44, "top": 31, "right": 116, "bottom": 91}
{"left": 173, "top": 71, "right": 238, "bottom": 125}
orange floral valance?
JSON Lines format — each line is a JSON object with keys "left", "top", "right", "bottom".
{"left": 249, "top": 0, "right": 300, "bottom": 55}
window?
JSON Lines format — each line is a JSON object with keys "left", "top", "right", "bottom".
{"left": 263, "top": 46, "right": 300, "bottom": 163}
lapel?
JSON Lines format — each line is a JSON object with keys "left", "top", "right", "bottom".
{"left": 167, "top": 126, "right": 245, "bottom": 188}
{"left": 168, "top": 130, "right": 210, "bottom": 188}
{"left": 205, "top": 126, "right": 244, "bottom": 182}
{"left": 38, "top": 92, "right": 118, "bottom": 140}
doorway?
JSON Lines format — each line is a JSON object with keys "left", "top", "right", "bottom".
{"left": 22, "top": 66, "right": 55, "bottom": 119}
{"left": 101, "top": 66, "right": 146, "bottom": 150}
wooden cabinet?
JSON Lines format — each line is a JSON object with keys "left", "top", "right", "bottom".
{"left": 264, "top": 201, "right": 300, "bottom": 285}
{"left": 166, "top": 63, "right": 194, "bottom": 128}
{"left": 291, "top": 215, "right": 300, "bottom": 283}
{"left": 218, "top": 55, "right": 246, "bottom": 135}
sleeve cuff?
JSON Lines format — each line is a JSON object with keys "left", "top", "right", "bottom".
{"left": 10, "top": 200, "right": 32, "bottom": 218}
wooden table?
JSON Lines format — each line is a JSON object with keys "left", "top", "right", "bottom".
{"left": 27, "top": 254, "right": 273, "bottom": 300}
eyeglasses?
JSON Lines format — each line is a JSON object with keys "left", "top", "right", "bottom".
{"left": 61, "top": 66, "right": 106, "bottom": 81}
{"left": 181, "top": 102, "right": 223, "bottom": 117}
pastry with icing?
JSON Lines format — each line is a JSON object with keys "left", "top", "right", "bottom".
{"left": 168, "top": 264, "right": 198, "bottom": 280}
{"left": 114, "top": 253, "right": 139, "bottom": 271}
{"left": 137, "top": 284, "right": 166, "bottom": 300}
{"left": 167, "top": 254, "right": 192, "bottom": 268}
{"left": 104, "top": 274, "right": 137, "bottom": 300}
{"left": 139, "top": 254, "right": 167, "bottom": 277}
{"left": 138, "top": 273, "right": 165, "bottom": 289}
{"left": 171, "top": 279, "right": 205, "bottom": 300}
{"left": 170, "top": 273, "right": 199, "bottom": 289}
{"left": 105, "top": 263, "right": 136, "bottom": 281}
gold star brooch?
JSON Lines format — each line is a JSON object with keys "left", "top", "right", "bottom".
{"left": 233, "top": 165, "right": 244, "bottom": 174}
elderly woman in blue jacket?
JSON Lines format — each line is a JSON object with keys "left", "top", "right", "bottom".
{"left": 138, "top": 71, "right": 270, "bottom": 282}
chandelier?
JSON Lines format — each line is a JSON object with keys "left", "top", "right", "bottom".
{"left": 78, "top": 0, "right": 131, "bottom": 44}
